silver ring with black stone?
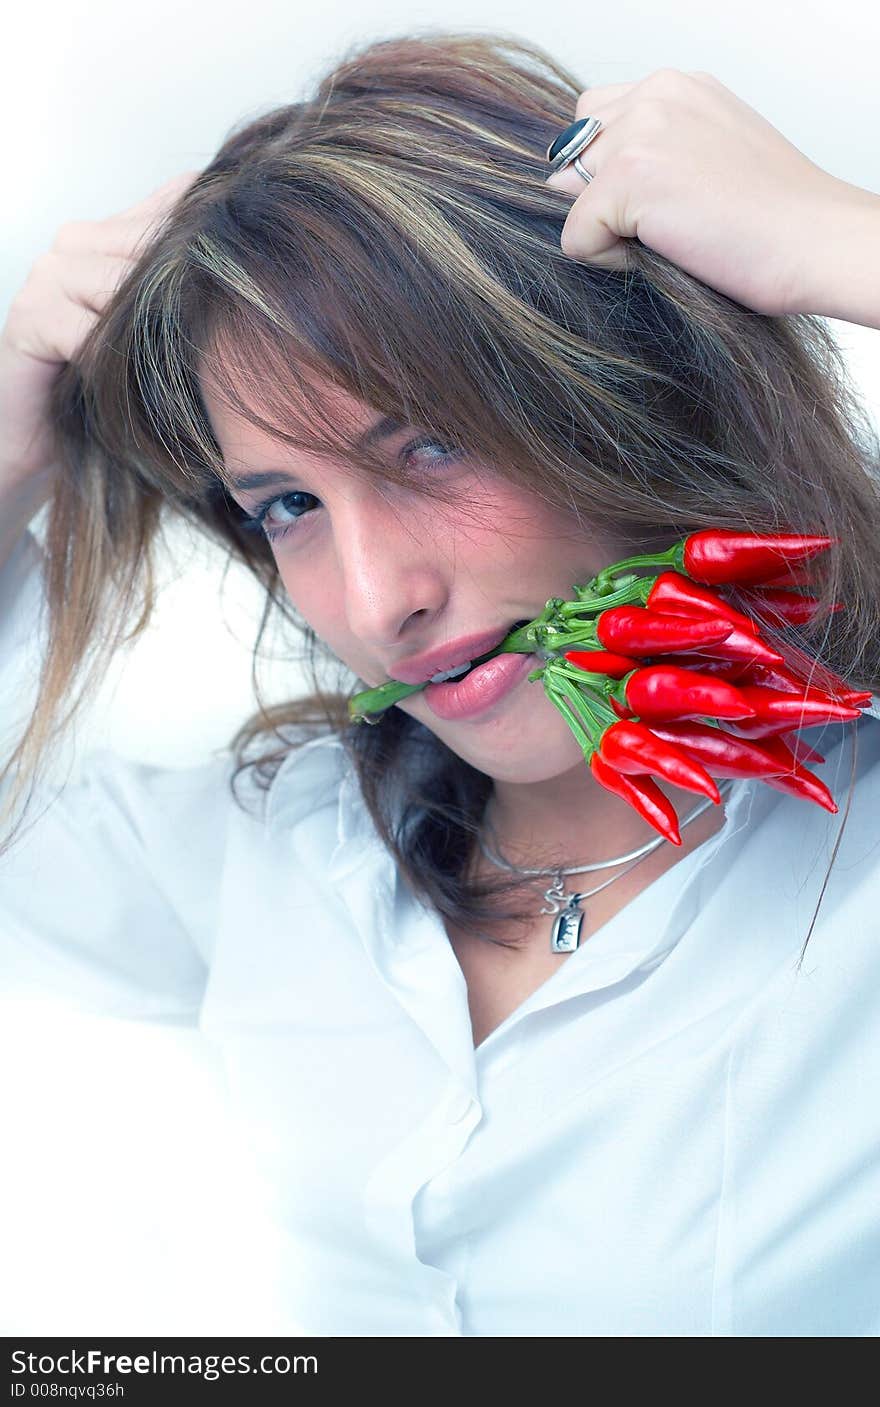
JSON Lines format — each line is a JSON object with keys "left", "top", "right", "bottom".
{"left": 545, "top": 116, "right": 603, "bottom": 184}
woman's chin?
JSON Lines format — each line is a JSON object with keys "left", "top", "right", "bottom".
{"left": 401, "top": 691, "right": 584, "bottom": 783}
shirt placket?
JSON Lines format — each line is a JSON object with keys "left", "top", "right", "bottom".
{"left": 327, "top": 782, "right": 483, "bottom": 1333}
{"left": 327, "top": 767, "right": 758, "bottom": 1333}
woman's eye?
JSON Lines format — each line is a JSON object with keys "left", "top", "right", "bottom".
{"left": 240, "top": 490, "right": 319, "bottom": 542}
{"left": 401, "top": 436, "right": 464, "bottom": 473}
{"left": 237, "top": 437, "right": 463, "bottom": 544}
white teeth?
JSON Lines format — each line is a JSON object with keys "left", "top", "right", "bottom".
{"left": 429, "top": 661, "right": 473, "bottom": 684}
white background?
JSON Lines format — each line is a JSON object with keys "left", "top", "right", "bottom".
{"left": 2, "top": 0, "right": 880, "bottom": 1336}
{"left": 3, "top": 0, "right": 880, "bottom": 775}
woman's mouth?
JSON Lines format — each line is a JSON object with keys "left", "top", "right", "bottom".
{"left": 422, "top": 638, "right": 538, "bottom": 721}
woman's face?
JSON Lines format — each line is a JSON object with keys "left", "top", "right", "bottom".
{"left": 201, "top": 374, "right": 636, "bottom": 786}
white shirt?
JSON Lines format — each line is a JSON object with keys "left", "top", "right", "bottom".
{"left": 2, "top": 528, "right": 880, "bottom": 1337}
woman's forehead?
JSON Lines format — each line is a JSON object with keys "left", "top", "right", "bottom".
{"left": 198, "top": 359, "right": 377, "bottom": 467}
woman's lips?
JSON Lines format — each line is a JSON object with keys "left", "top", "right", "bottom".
{"left": 389, "top": 619, "right": 533, "bottom": 686}
{"left": 422, "top": 650, "right": 538, "bottom": 720}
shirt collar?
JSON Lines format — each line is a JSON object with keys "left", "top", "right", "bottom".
{"left": 264, "top": 731, "right": 393, "bottom": 884}
{"left": 264, "top": 733, "right": 349, "bottom": 839}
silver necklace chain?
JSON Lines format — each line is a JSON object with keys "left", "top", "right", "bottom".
{"left": 477, "top": 779, "right": 735, "bottom": 954}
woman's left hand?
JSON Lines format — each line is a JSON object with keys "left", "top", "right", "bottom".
{"left": 544, "top": 68, "right": 866, "bottom": 318}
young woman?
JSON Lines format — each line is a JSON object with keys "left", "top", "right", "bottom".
{"left": 2, "top": 32, "right": 879, "bottom": 1336}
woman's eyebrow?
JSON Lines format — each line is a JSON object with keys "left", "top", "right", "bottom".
{"left": 226, "top": 415, "right": 407, "bottom": 493}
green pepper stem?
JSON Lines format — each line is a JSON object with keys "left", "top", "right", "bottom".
{"left": 543, "top": 659, "right": 621, "bottom": 729}
{"left": 348, "top": 677, "right": 426, "bottom": 722}
{"left": 592, "top": 544, "right": 679, "bottom": 593}
{"left": 569, "top": 575, "right": 651, "bottom": 611}
{"left": 543, "top": 679, "right": 600, "bottom": 757}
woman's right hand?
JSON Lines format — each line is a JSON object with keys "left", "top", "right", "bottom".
{"left": 0, "top": 170, "right": 200, "bottom": 505}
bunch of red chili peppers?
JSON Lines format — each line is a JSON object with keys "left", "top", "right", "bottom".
{"left": 348, "top": 529, "right": 876, "bottom": 845}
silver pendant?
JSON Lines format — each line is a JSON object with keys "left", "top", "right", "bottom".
{"left": 550, "top": 897, "right": 585, "bottom": 953}
{"left": 540, "top": 874, "right": 568, "bottom": 916}
{"left": 541, "top": 874, "right": 585, "bottom": 953}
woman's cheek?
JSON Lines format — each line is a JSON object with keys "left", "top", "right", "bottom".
{"left": 290, "top": 596, "right": 374, "bottom": 682}
{"left": 277, "top": 572, "right": 335, "bottom": 652}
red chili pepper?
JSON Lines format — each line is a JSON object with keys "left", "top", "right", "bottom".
{"left": 761, "top": 768, "right": 838, "bottom": 814}
{"left": 563, "top": 649, "right": 640, "bottom": 679}
{"left": 747, "top": 733, "right": 800, "bottom": 773}
{"left": 595, "top": 606, "right": 733, "bottom": 655}
{"left": 653, "top": 656, "right": 806, "bottom": 693}
{"left": 783, "top": 734, "right": 825, "bottom": 766}
{"left": 767, "top": 639, "right": 872, "bottom": 705}
{"left": 759, "top": 675, "right": 873, "bottom": 709}
{"left": 649, "top": 723, "right": 836, "bottom": 814}
{"left": 645, "top": 571, "right": 760, "bottom": 636}
{"left": 737, "top": 586, "right": 844, "bottom": 627}
{"left": 758, "top": 564, "right": 819, "bottom": 589}
{"left": 742, "top": 661, "right": 833, "bottom": 694}
{"left": 709, "top": 656, "right": 872, "bottom": 708}
{"left": 734, "top": 720, "right": 838, "bottom": 812}
{"left": 754, "top": 731, "right": 822, "bottom": 765}
{"left": 589, "top": 751, "right": 682, "bottom": 845}
{"left": 642, "top": 657, "right": 870, "bottom": 708}
{"left": 736, "top": 684, "right": 863, "bottom": 725}
{"left": 646, "top": 654, "right": 753, "bottom": 681}
{"left": 674, "top": 530, "right": 835, "bottom": 585}
{"left": 727, "top": 715, "right": 832, "bottom": 741}
{"left": 617, "top": 664, "right": 757, "bottom": 721}
{"left": 685, "top": 623, "right": 785, "bottom": 669}
{"left": 597, "top": 720, "right": 721, "bottom": 803}
{"left": 647, "top": 721, "right": 794, "bottom": 780}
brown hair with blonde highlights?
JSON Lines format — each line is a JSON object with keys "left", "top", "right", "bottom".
{"left": 4, "top": 29, "right": 879, "bottom": 951}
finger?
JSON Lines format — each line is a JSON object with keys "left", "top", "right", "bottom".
{"left": 544, "top": 89, "right": 633, "bottom": 192}
{"left": 573, "top": 82, "right": 635, "bottom": 117}
{"left": 9, "top": 249, "right": 139, "bottom": 365}
{"left": 544, "top": 71, "right": 721, "bottom": 213}
{"left": 55, "top": 252, "right": 137, "bottom": 315}
{"left": 545, "top": 159, "right": 600, "bottom": 197}
{"left": 558, "top": 174, "right": 634, "bottom": 271}
{"left": 685, "top": 69, "right": 726, "bottom": 89}
{"left": 570, "top": 69, "right": 718, "bottom": 123}
{"left": 46, "top": 302, "right": 102, "bottom": 365}
{"left": 9, "top": 296, "right": 102, "bottom": 366}
{"left": 54, "top": 209, "right": 180, "bottom": 261}
{"left": 548, "top": 84, "right": 633, "bottom": 191}
{"left": 52, "top": 171, "right": 201, "bottom": 259}
{"left": 119, "top": 168, "right": 201, "bottom": 220}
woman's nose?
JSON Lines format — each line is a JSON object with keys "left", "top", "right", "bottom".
{"left": 333, "top": 490, "right": 449, "bottom": 646}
